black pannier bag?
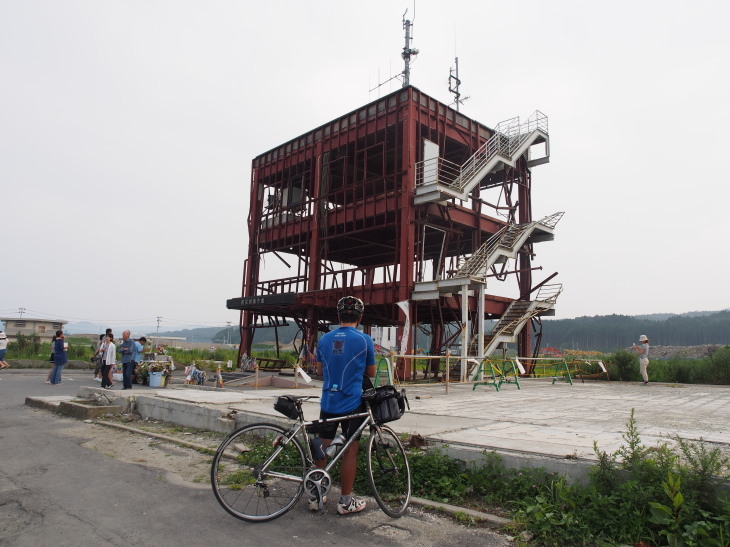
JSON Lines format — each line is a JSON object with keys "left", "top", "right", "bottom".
{"left": 274, "top": 396, "right": 300, "bottom": 420}
{"left": 369, "top": 385, "right": 408, "bottom": 424}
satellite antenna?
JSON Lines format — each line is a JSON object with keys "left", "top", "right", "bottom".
{"left": 401, "top": 9, "right": 419, "bottom": 88}
{"left": 449, "top": 56, "right": 469, "bottom": 111}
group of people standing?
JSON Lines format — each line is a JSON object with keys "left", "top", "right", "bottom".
{"left": 91, "top": 329, "right": 147, "bottom": 389}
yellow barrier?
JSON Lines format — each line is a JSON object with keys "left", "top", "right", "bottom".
{"left": 516, "top": 357, "right": 573, "bottom": 384}
{"left": 370, "top": 353, "right": 609, "bottom": 393}
{"left": 565, "top": 359, "right": 609, "bottom": 382}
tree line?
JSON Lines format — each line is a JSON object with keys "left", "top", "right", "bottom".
{"left": 211, "top": 310, "right": 730, "bottom": 352}
{"left": 540, "top": 310, "right": 730, "bottom": 351}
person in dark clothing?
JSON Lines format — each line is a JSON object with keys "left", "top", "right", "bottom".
{"left": 50, "top": 330, "right": 68, "bottom": 385}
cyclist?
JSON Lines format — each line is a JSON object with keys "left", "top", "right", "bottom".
{"left": 314, "top": 296, "right": 376, "bottom": 515}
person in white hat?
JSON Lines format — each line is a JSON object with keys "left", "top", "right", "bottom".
{"left": 632, "top": 335, "right": 650, "bottom": 385}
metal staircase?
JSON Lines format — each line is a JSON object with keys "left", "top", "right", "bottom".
{"left": 415, "top": 110, "right": 549, "bottom": 204}
{"left": 412, "top": 212, "right": 563, "bottom": 301}
{"left": 456, "top": 212, "right": 563, "bottom": 279}
{"left": 410, "top": 208, "right": 563, "bottom": 369}
{"left": 463, "top": 284, "right": 562, "bottom": 380}
{"left": 475, "top": 284, "right": 562, "bottom": 357}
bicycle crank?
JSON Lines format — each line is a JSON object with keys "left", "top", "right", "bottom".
{"left": 304, "top": 469, "right": 332, "bottom": 510}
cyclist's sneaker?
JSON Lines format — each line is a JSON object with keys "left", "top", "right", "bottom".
{"left": 308, "top": 495, "right": 327, "bottom": 511}
{"left": 336, "top": 496, "right": 366, "bottom": 515}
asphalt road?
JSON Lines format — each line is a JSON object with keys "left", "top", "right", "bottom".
{"left": 0, "top": 370, "right": 510, "bottom": 546}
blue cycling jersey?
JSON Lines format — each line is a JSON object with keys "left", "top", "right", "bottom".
{"left": 316, "top": 326, "right": 375, "bottom": 414}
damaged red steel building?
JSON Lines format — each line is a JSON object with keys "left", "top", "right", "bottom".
{"left": 228, "top": 85, "right": 561, "bottom": 379}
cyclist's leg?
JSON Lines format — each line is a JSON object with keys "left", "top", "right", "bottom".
{"left": 336, "top": 411, "right": 369, "bottom": 514}
{"left": 314, "top": 411, "right": 338, "bottom": 468}
{"left": 338, "top": 411, "right": 365, "bottom": 496}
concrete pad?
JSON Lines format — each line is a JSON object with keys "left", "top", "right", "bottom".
{"left": 33, "top": 376, "right": 730, "bottom": 483}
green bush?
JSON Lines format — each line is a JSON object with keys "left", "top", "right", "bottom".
{"left": 599, "top": 347, "right": 730, "bottom": 386}
{"left": 513, "top": 409, "right": 730, "bottom": 546}
{"left": 605, "top": 350, "right": 640, "bottom": 381}
{"left": 7, "top": 333, "right": 42, "bottom": 358}
{"left": 709, "top": 346, "right": 730, "bottom": 384}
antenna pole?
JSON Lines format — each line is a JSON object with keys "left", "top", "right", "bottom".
{"left": 401, "top": 12, "right": 419, "bottom": 88}
{"left": 449, "top": 57, "right": 461, "bottom": 110}
{"left": 449, "top": 56, "right": 469, "bottom": 111}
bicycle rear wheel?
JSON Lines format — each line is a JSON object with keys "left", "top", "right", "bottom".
{"left": 211, "top": 423, "right": 306, "bottom": 522}
{"left": 366, "top": 425, "right": 411, "bottom": 517}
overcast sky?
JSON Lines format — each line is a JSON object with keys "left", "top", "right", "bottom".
{"left": 1, "top": 0, "right": 728, "bottom": 334}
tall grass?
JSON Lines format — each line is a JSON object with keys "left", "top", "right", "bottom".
{"left": 602, "top": 346, "right": 730, "bottom": 385}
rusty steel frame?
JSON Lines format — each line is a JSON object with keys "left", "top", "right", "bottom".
{"left": 230, "top": 86, "right": 548, "bottom": 376}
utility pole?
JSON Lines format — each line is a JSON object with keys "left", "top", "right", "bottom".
{"left": 156, "top": 316, "right": 162, "bottom": 346}
{"left": 226, "top": 321, "right": 232, "bottom": 345}
{"left": 18, "top": 307, "right": 25, "bottom": 318}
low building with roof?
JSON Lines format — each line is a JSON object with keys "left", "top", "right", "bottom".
{"left": 0, "top": 317, "right": 68, "bottom": 343}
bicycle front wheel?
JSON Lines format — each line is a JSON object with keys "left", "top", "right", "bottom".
{"left": 366, "top": 425, "right": 411, "bottom": 517}
{"left": 211, "top": 423, "right": 306, "bottom": 522}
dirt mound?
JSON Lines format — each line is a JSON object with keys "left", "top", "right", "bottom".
{"left": 646, "top": 345, "right": 725, "bottom": 360}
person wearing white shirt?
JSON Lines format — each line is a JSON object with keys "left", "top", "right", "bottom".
{"left": 632, "top": 335, "right": 651, "bottom": 385}
{"left": 101, "top": 334, "right": 117, "bottom": 389}
{"left": 0, "top": 330, "right": 10, "bottom": 370}
{"left": 0, "top": 331, "right": 10, "bottom": 369}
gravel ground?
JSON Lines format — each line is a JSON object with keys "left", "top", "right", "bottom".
{"left": 64, "top": 414, "right": 226, "bottom": 489}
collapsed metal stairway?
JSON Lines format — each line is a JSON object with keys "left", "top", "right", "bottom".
{"left": 471, "top": 284, "right": 562, "bottom": 365}
{"left": 415, "top": 110, "right": 550, "bottom": 204}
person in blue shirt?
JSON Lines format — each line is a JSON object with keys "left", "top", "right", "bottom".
{"left": 314, "top": 296, "right": 376, "bottom": 515}
{"left": 132, "top": 336, "right": 147, "bottom": 384}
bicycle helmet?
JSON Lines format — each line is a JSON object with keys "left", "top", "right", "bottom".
{"left": 337, "top": 296, "right": 364, "bottom": 315}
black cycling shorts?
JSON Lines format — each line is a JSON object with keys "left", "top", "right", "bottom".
{"left": 317, "top": 404, "right": 367, "bottom": 440}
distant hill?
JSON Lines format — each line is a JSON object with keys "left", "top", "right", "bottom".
{"left": 156, "top": 327, "right": 226, "bottom": 342}
{"left": 540, "top": 310, "right": 730, "bottom": 351}
{"left": 68, "top": 308, "right": 730, "bottom": 350}
{"left": 66, "top": 323, "right": 227, "bottom": 343}
{"left": 211, "top": 323, "right": 301, "bottom": 345}
{"left": 633, "top": 309, "right": 728, "bottom": 321}
{"left": 229, "top": 309, "right": 730, "bottom": 352}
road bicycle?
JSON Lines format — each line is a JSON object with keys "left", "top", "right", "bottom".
{"left": 210, "top": 388, "right": 411, "bottom": 522}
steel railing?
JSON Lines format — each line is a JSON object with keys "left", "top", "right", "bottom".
{"left": 415, "top": 110, "right": 549, "bottom": 195}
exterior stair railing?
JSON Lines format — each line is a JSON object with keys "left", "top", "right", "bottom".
{"left": 454, "top": 212, "right": 563, "bottom": 280}
{"left": 468, "top": 283, "right": 563, "bottom": 373}
{"left": 415, "top": 110, "right": 549, "bottom": 203}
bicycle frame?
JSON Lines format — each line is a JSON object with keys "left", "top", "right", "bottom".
{"left": 256, "top": 405, "right": 378, "bottom": 484}
{"left": 212, "top": 393, "right": 412, "bottom": 521}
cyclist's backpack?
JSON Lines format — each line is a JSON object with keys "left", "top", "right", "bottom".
{"left": 274, "top": 396, "right": 300, "bottom": 420}
{"left": 371, "top": 385, "right": 408, "bottom": 424}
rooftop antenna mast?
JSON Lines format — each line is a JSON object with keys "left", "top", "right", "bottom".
{"left": 401, "top": 9, "right": 419, "bottom": 88}
{"left": 449, "top": 57, "right": 469, "bottom": 111}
